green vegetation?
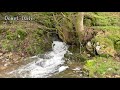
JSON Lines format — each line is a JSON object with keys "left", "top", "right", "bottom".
{"left": 0, "top": 14, "right": 53, "bottom": 56}
{"left": 84, "top": 12, "right": 120, "bottom": 26}
{"left": 84, "top": 57, "right": 120, "bottom": 78}
{"left": 92, "top": 26, "right": 120, "bottom": 55}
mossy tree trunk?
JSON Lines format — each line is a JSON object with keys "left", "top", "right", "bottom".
{"left": 75, "top": 12, "right": 84, "bottom": 53}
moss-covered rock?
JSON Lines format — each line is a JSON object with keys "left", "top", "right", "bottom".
{"left": 92, "top": 35, "right": 116, "bottom": 57}
{"left": 92, "top": 26, "right": 120, "bottom": 56}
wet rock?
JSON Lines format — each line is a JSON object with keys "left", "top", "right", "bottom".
{"left": 36, "top": 61, "right": 45, "bottom": 67}
{"left": 87, "top": 41, "right": 92, "bottom": 47}
{"left": 38, "top": 54, "right": 52, "bottom": 59}
{"left": 95, "top": 45, "right": 101, "bottom": 54}
{"left": 91, "top": 35, "right": 117, "bottom": 57}
{"left": 86, "top": 41, "right": 93, "bottom": 52}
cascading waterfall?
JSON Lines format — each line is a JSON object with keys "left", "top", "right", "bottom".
{"left": 8, "top": 41, "right": 69, "bottom": 78}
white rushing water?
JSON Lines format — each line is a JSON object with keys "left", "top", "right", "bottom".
{"left": 8, "top": 41, "right": 69, "bottom": 78}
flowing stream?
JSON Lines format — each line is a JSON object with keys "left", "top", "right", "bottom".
{"left": 8, "top": 41, "right": 69, "bottom": 78}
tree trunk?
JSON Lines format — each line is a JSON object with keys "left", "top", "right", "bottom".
{"left": 75, "top": 12, "right": 84, "bottom": 53}
{"left": 76, "top": 12, "right": 84, "bottom": 42}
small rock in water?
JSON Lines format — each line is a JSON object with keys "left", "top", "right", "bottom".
{"left": 36, "top": 61, "right": 45, "bottom": 67}
{"left": 58, "top": 66, "right": 69, "bottom": 72}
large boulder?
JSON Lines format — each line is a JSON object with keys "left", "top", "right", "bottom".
{"left": 91, "top": 31, "right": 117, "bottom": 57}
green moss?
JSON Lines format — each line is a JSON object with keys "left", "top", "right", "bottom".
{"left": 84, "top": 18, "right": 92, "bottom": 26}
{"left": 93, "top": 26, "right": 120, "bottom": 31}
{"left": 84, "top": 57, "right": 120, "bottom": 77}
{"left": 86, "top": 12, "right": 120, "bottom": 26}
{"left": 94, "top": 26, "right": 120, "bottom": 38}
{"left": 91, "top": 34, "right": 116, "bottom": 57}
{"left": 95, "top": 17, "right": 111, "bottom": 26}
{"left": 92, "top": 26, "right": 120, "bottom": 55}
